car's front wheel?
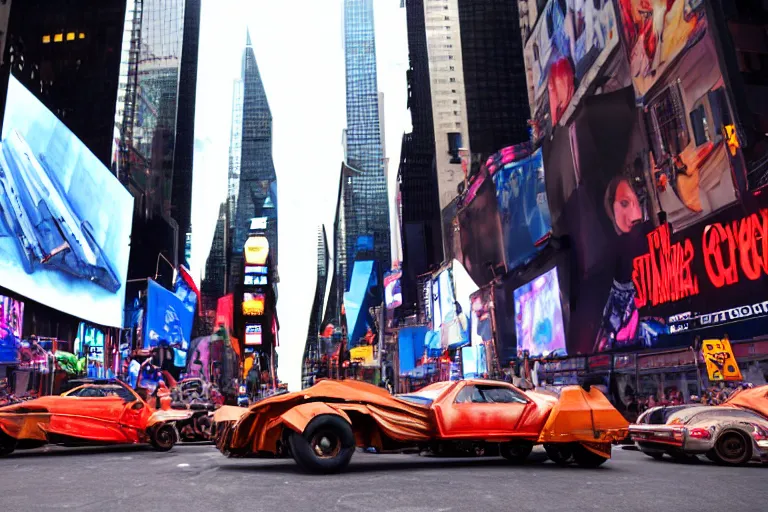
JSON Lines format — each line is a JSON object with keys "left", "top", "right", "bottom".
{"left": 572, "top": 443, "right": 608, "bottom": 468}
{"left": 288, "top": 414, "right": 355, "bottom": 474}
{"left": 544, "top": 443, "right": 574, "bottom": 466}
{"left": 499, "top": 442, "right": 533, "bottom": 464}
{"left": 713, "top": 430, "right": 752, "bottom": 466}
{"left": 150, "top": 424, "right": 177, "bottom": 452}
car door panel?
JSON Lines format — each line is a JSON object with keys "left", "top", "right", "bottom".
{"left": 435, "top": 383, "right": 533, "bottom": 439}
{"left": 45, "top": 397, "right": 133, "bottom": 443}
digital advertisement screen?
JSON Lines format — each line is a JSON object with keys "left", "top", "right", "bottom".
{"left": 244, "top": 236, "right": 269, "bottom": 265}
{"left": 244, "top": 265, "right": 268, "bottom": 286}
{"left": 514, "top": 268, "right": 567, "bottom": 358}
{"left": 245, "top": 324, "right": 262, "bottom": 346}
{"left": 77, "top": 322, "right": 105, "bottom": 377}
{"left": 144, "top": 279, "right": 193, "bottom": 355}
{"left": 384, "top": 270, "right": 402, "bottom": 310}
{"left": 242, "top": 293, "right": 265, "bottom": 316}
{"left": 0, "top": 295, "right": 23, "bottom": 364}
{"left": 0, "top": 76, "right": 133, "bottom": 327}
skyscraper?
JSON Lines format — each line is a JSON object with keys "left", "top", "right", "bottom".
{"left": 228, "top": 30, "right": 278, "bottom": 290}
{"left": 398, "top": 0, "right": 443, "bottom": 313}
{"left": 301, "top": 225, "right": 330, "bottom": 388}
{"left": 423, "top": 0, "right": 471, "bottom": 211}
{"left": 457, "top": 0, "right": 530, "bottom": 156}
{"left": 202, "top": 202, "right": 227, "bottom": 301}
{"left": 340, "top": 0, "right": 391, "bottom": 289}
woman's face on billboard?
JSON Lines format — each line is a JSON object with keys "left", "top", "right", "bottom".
{"left": 613, "top": 180, "right": 642, "bottom": 234}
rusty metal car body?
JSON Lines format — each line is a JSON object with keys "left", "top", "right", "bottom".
{"left": 0, "top": 380, "right": 193, "bottom": 456}
{"left": 629, "top": 386, "right": 768, "bottom": 465}
{"left": 213, "top": 379, "right": 629, "bottom": 473}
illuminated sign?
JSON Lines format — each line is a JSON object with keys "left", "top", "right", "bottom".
{"left": 244, "top": 265, "right": 268, "bottom": 286}
{"left": 244, "top": 236, "right": 269, "bottom": 265}
{"left": 249, "top": 217, "right": 268, "bottom": 231}
{"left": 702, "top": 338, "right": 742, "bottom": 381}
{"left": 242, "top": 293, "right": 265, "bottom": 316}
{"left": 632, "top": 208, "right": 768, "bottom": 309}
{"left": 245, "top": 324, "right": 262, "bottom": 346}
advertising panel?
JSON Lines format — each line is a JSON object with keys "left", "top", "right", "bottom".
{"left": 0, "top": 76, "right": 133, "bottom": 327}
{"left": 0, "top": 295, "right": 23, "bottom": 364}
{"left": 490, "top": 146, "right": 553, "bottom": 271}
{"left": 701, "top": 337, "right": 742, "bottom": 382}
{"left": 174, "top": 266, "right": 199, "bottom": 316}
{"left": 242, "top": 293, "right": 265, "bottom": 316}
{"left": 524, "top": 0, "right": 620, "bottom": 127}
{"left": 144, "top": 279, "right": 193, "bottom": 354}
{"left": 244, "top": 235, "right": 269, "bottom": 265}
{"left": 245, "top": 324, "right": 262, "bottom": 346}
{"left": 384, "top": 270, "right": 402, "bottom": 310}
{"left": 470, "top": 287, "right": 493, "bottom": 350}
{"left": 514, "top": 268, "right": 567, "bottom": 358}
{"left": 457, "top": 177, "right": 506, "bottom": 287}
{"left": 244, "top": 265, "right": 268, "bottom": 286}
{"left": 216, "top": 294, "right": 234, "bottom": 334}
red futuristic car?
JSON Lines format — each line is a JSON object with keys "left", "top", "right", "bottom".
{"left": 213, "top": 379, "right": 629, "bottom": 474}
{"left": 0, "top": 380, "right": 194, "bottom": 456}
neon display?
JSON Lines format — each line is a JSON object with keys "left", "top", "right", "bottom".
{"left": 633, "top": 208, "right": 768, "bottom": 309}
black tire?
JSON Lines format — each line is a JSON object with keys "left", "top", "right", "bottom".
{"left": 150, "top": 424, "right": 177, "bottom": 452}
{"left": 713, "top": 430, "right": 752, "bottom": 466}
{"left": 499, "top": 442, "right": 533, "bottom": 464}
{"left": 544, "top": 443, "right": 574, "bottom": 466}
{"left": 0, "top": 430, "right": 15, "bottom": 457}
{"left": 288, "top": 414, "right": 355, "bottom": 474}
{"left": 572, "top": 443, "right": 609, "bottom": 468}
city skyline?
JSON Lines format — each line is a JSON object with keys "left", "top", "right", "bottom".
{"left": 191, "top": 0, "right": 408, "bottom": 389}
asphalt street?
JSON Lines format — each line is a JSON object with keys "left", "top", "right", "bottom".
{"left": 1, "top": 444, "right": 765, "bottom": 512}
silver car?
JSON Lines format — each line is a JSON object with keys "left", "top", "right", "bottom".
{"left": 629, "top": 387, "right": 768, "bottom": 466}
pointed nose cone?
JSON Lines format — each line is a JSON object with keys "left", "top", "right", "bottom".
{"left": 246, "top": 28, "right": 253, "bottom": 47}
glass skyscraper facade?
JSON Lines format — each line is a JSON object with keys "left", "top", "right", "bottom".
{"left": 341, "top": 0, "right": 390, "bottom": 290}
{"left": 228, "top": 31, "right": 278, "bottom": 290}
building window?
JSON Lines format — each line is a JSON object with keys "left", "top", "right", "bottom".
{"left": 449, "top": 77, "right": 456, "bottom": 83}
{"left": 79, "top": 33, "right": 86, "bottom": 40}
{"left": 53, "top": 33, "right": 63, "bottom": 43}
{"left": 689, "top": 105, "right": 710, "bottom": 147}
{"left": 66, "top": 32, "right": 75, "bottom": 41}
{"left": 645, "top": 82, "right": 690, "bottom": 162}
{"left": 42, "top": 35, "right": 51, "bottom": 44}
{"left": 447, "top": 132, "right": 462, "bottom": 163}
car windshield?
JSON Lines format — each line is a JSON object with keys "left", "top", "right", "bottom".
{"left": 70, "top": 385, "right": 137, "bottom": 402}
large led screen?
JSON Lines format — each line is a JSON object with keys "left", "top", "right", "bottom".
{"left": 0, "top": 295, "right": 23, "bottom": 364}
{"left": 514, "top": 268, "right": 567, "bottom": 358}
{"left": 144, "top": 279, "right": 193, "bottom": 355}
{"left": 0, "top": 76, "right": 133, "bottom": 327}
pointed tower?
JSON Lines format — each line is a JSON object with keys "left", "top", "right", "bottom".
{"left": 228, "top": 28, "right": 279, "bottom": 291}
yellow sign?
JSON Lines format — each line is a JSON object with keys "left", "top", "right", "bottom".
{"left": 244, "top": 236, "right": 269, "bottom": 265}
{"left": 702, "top": 338, "right": 742, "bottom": 381}
{"left": 242, "top": 293, "right": 265, "bottom": 316}
{"left": 724, "top": 124, "right": 740, "bottom": 157}
{"left": 350, "top": 345, "right": 374, "bottom": 366}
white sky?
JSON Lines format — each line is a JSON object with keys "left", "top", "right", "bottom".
{"left": 190, "top": 0, "right": 409, "bottom": 391}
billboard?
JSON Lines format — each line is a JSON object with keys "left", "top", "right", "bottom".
{"left": 0, "top": 76, "right": 133, "bottom": 327}
{"left": 514, "top": 267, "right": 567, "bottom": 358}
{"left": 617, "top": 0, "right": 706, "bottom": 101}
{"left": 525, "top": 0, "right": 620, "bottom": 128}
{"left": 491, "top": 146, "right": 553, "bottom": 271}
{"left": 245, "top": 324, "right": 262, "bottom": 346}
{"left": 244, "top": 265, "right": 268, "bottom": 286}
{"left": 244, "top": 235, "right": 269, "bottom": 265}
{"left": 242, "top": 293, "right": 265, "bottom": 316}
{"left": 144, "top": 279, "right": 193, "bottom": 356}
{"left": 0, "top": 295, "right": 23, "bottom": 364}
{"left": 457, "top": 177, "right": 506, "bottom": 287}
{"left": 216, "top": 294, "right": 234, "bottom": 334}
{"left": 384, "top": 270, "right": 402, "bottom": 310}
